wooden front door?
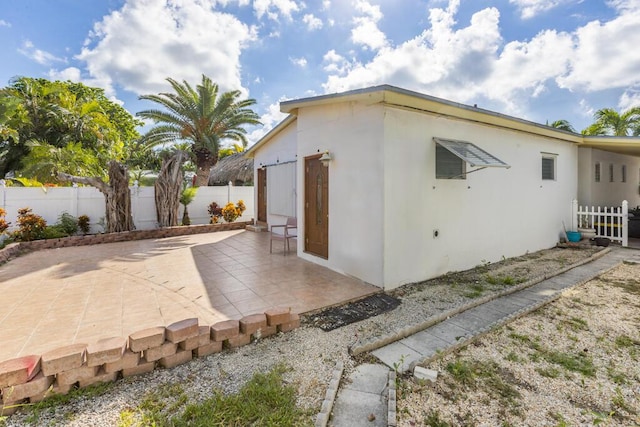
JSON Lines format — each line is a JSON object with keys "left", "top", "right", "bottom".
{"left": 257, "top": 168, "right": 267, "bottom": 224}
{"left": 304, "top": 155, "right": 329, "bottom": 258}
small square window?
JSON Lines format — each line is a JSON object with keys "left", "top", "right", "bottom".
{"left": 436, "top": 144, "right": 465, "bottom": 179}
{"left": 595, "top": 163, "right": 601, "bottom": 182}
{"left": 609, "top": 164, "right": 614, "bottom": 182}
{"left": 541, "top": 155, "right": 556, "bottom": 180}
{"left": 622, "top": 165, "right": 627, "bottom": 183}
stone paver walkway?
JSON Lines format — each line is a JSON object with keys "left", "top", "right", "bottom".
{"left": 372, "top": 247, "right": 640, "bottom": 373}
{"left": 327, "top": 247, "right": 640, "bottom": 427}
{"left": 0, "top": 230, "right": 377, "bottom": 363}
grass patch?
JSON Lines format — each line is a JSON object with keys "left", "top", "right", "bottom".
{"left": 486, "top": 275, "right": 521, "bottom": 287}
{"left": 119, "top": 364, "right": 312, "bottom": 427}
{"left": 508, "top": 332, "right": 596, "bottom": 377}
{"left": 504, "top": 351, "right": 522, "bottom": 363}
{"left": 562, "top": 316, "right": 589, "bottom": 331}
{"left": 536, "top": 366, "right": 561, "bottom": 378}
{"left": 615, "top": 335, "right": 640, "bottom": 348}
{"left": 445, "top": 359, "right": 521, "bottom": 408}
{"left": 611, "top": 386, "right": 637, "bottom": 415}
{"left": 424, "top": 409, "right": 452, "bottom": 427}
{"left": 600, "top": 278, "right": 640, "bottom": 295}
{"left": 463, "top": 283, "right": 486, "bottom": 298}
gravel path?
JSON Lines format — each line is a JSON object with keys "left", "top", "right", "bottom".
{"left": 399, "top": 260, "right": 640, "bottom": 426}
{"left": 3, "top": 246, "right": 609, "bottom": 426}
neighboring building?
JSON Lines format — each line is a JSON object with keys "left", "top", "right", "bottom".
{"left": 246, "top": 85, "right": 640, "bottom": 290}
{"left": 208, "top": 153, "right": 254, "bottom": 186}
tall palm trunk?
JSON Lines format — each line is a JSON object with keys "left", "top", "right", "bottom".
{"left": 194, "top": 147, "right": 216, "bottom": 186}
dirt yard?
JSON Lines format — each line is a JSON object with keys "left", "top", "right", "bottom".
{"left": 398, "top": 261, "right": 640, "bottom": 426}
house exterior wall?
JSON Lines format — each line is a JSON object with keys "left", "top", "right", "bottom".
{"left": 251, "top": 122, "right": 298, "bottom": 228}
{"left": 294, "top": 102, "right": 386, "bottom": 286}
{"left": 250, "top": 96, "right": 581, "bottom": 290}
{"left": 381, "top": 106, "right": 578, "bottom": 289}
{"left": 578, "top": 147, "right": 640, "bottom": 208}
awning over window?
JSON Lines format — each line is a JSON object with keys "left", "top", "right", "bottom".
{"left": 433, "top": 137, "right": 510, "bottom": 169}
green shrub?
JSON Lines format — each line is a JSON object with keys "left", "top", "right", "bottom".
{"left": 77, "top": 215, "right": 91, "bottom": 234}
{"left": 13, "top": 207, "right": 47, "bottom": 241}
{"left": 56, "top": 212, "right": 79, "bottom": 235}
{"left": 42, "top": 225, "right": 69, "bottom": 239}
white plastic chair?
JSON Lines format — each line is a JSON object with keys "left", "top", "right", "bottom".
{"left": 270, "top": 217, "right": 297, "bottom": 254}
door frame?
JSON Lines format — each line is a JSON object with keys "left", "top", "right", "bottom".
{"left": 304, "top": 154, "right": 329, "bottom": 259}
{"left": 256, "top": 167, "right": 267, "bottom": 225}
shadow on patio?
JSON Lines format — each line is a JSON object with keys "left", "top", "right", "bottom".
{"left": 0, "top": 229, "right": 378, "bottom": 362}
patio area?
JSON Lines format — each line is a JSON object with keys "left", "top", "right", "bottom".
{"left": 0, "top": 230, "right": 378, "bottom": 363}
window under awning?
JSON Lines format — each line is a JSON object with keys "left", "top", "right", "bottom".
{"left": 434, "top": 137, "right": 510, "bottom": 170}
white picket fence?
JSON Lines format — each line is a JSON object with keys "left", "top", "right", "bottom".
{"left": 572, "top": 199, "right": 628, "bottom": 247}
{"left": 0, "top": 183, "right": 254, "bottom": 233}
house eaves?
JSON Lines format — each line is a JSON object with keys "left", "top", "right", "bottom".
{"left": 577, "top": 135, "right": 640, "bottom": 157}
{"left": 281, "top": 85, "right": 584, "bottom": 145}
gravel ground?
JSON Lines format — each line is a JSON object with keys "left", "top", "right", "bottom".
{"left": 399, "top": 260, "right": 640, "bottom": 426}
{"left": 2, "top": 246, "right": 607, "bottom": 426}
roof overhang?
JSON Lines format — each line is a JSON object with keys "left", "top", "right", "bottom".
{"left": 281, "top": 85, "right": 584, "bottom": 145}
{"left": 578, "top": 136, "right": 640, "bottom": 157}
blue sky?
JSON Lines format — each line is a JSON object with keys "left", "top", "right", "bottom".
{"left": 1, "top": 0, "right": 639, "bottom": 144}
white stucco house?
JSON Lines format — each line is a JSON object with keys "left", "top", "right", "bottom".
{"left": 245, "top": 85, "right": 640, "bottom": 290}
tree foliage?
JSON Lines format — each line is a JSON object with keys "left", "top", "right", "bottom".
{"left": 582, "top": 107, "right": 640, "bottom": 136}
{"left": 0, "top": 77, "right": 149, "bottom": 180}
{"left": 549, "top": 119, "right": 576, "bottom": 133}
{"left": 137, "top": 74, "right": 260, "bottom": 186}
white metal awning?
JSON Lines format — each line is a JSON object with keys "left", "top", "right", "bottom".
{"left": 434, "top": 137, "right": 510, "bottom": 169}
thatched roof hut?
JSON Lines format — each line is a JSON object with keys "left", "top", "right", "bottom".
{"left": 208, "top": 153, "right": 254, "bottom": 186}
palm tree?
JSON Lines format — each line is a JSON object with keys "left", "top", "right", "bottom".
{"left": 548, "top": 119, "right": 576, "bottom": 133}
{"left": 582, "top": 107, "right": 640, "bottom": 136}
{"left": 137, "top": 75, "right": 261, "bottom": 186}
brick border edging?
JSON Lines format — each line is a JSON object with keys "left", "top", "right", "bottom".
{"left": 0, "top": 221, "right": 252, "bottom": 264}
{"left": 0, "top": 309, "right": 301, "bottom": 416}
{"left": 314, "top": 361, "right": 344, "bottom": 427}
{"left": 387, "top": 370, "right": 397, "bottom": 427}
{"left": 349, "top": 247, "right": 612, "bottom": 356}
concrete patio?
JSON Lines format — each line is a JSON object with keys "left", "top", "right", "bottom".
{"left": 0, "top": 230, "right": 378, "bottom": 363}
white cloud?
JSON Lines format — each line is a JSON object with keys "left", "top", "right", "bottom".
{"left": 322, "top": 0, "right": 640, "bottom": 118}
{"left": 253, "top": 0, "right": 301, "bottom": 20}
{"left": 325, "top": 3, "right": 504, "bottom": 104}
{"left": 302, "top": 13, "right": 323, "bottom": 30}
{"left": 351, "top": 0, "right": 387, "bottom": 50}
{"left": 18, "top": 40, "right": 65, "bottom": 66}
{"left": 0, "top": 19, "right": 10, "bottom": 27}
{"left": 322, "top": 0, "right": 331, "bottom": 10}
{"left": 62, "top": 0, "right": 255, "bottom": 98}
{"left": 556, "top": 6, "right": 640, "bottom": 91}
{"left": 618, "top": 88, "right": 640, "bottom": 111}
{"left": 509, "top": 0, "right": 564, "bottom": 19}
{"left": 608, "top": 0, "right": 640, "bottom": 13}
{"left": 322, "top": 49, "right": 348, "bottom": 74}
{"left": 246, "top": 100, "right": 288, "bottom": 145}
{"left": 290, "top": 56, "right": 307, "bottom": 67}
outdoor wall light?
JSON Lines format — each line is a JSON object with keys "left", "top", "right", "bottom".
{"left": 319, "top": 150, "right": 332, "bottom": 167}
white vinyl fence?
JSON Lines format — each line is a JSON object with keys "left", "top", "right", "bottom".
{"left": 572, "top": 199, "right": 628, "bottom": 247}
{"left": 0, "top": 183, "right": 254, "bottom": 233}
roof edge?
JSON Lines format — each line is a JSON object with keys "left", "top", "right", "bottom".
{"left": 244, "top": 114, "right": 297, "bottom": 158}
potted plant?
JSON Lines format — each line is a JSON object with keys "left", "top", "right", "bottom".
{"left": 180, "top": 187, "right": 198, "bottom": 226}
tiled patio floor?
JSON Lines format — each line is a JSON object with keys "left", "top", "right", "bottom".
{"left": 0, "top": 230, "right": 378, "bottom": 362}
